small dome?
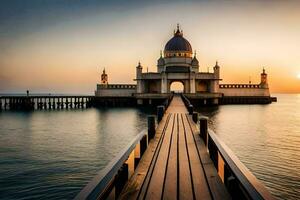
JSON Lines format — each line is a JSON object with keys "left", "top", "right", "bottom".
{"left": 164, "top": 25, "right": 193, "bottom": 57}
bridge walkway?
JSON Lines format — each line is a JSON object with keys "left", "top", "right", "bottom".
{"left": 120, "top": 96, "right": 231, "bottom": 200}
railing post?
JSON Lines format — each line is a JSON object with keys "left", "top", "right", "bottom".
{"left": 226, "top": 175, "right": 239, "bottom": 199}
{"left": 148, "top": 116, "right": 156, "bottom": 139}
{"left": 115, "top": 163, "right": 129, "bottom": 198}
{"left": 140, "top": 135, "right": 148, "bottom": 157}
{"left": 188, "top": 104, "right": 193, "bottom": 115}
{"left": 199, "top": 116, "right": 208, "bottom": 145}
{"left": 157, "top": 105, "right": 164, "bottom": 123}
{"left": 192, "top": 112, "right": 198, "bottom": 123}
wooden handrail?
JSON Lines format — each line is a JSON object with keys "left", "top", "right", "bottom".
{"left": 181, "top": 94, "right": 193, "bottom": 114}
{"left": 198, "top": 117, "right": 275, "bottom": 200}
{"left": 74, "top": 130, "right": 148, "bottom": 200}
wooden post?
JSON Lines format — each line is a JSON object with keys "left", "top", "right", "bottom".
{"left": 157, "top": 105, "right": 164, "bottom": 123}
{"left": 192, "top": 112, "right": 198, "bottom": 123}
{"left": 199, "top": 116, "right": 208, "bottom": 145}
{"left": 37, "top": 98, "right": 40, "bottom": 109}
{"left": 115, "top": 163, "right": 129, "bottom": 198}
{"left": 52, "top": 98, "right": 55, "bottom": 109}
{"left": 140, "top": 135, "right": 148, "bottom": 157}
{"left": 4, "top": 98, "right": 7, "bottom": 110}
{"left": 66, "top": 98, "right": 69, "bottom": 109}
{"left": 188, "top": 104, "right": 193, "bottom": 115}
{"left": 148, "top": 116, "right": 156, "bottom": 139}
{"left": 70, "top": 98, "right": 73, "bottom": 108}
{"left": 43, "top": 98, "right": 47, "bottom": 110}
{"left": 61, "top": 98, "right": 64, "bottom": 109}
{"left": 208, "top": 136, "right": 218, "bottom": 168}
{"left": 226, "top": 175, "right": 239, "bottom": 198}
{"left": 48, "top": 98, "right": 51, "bottom": 109}
{"left": 57, "top": 98, "right": 60, "bottom": 109}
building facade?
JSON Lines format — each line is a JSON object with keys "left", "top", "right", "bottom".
{"left": 95, "top": 25, "right": 271, "bottom": 105}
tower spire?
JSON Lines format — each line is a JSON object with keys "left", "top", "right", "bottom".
{"left": 174, "top": 23, "right": 183, "bottom": 36}
{"left": 101, "top": 67, "right": 108, "bottom": 85}
{"left": 260, "top": 67, "right": 268, "bottom": 88}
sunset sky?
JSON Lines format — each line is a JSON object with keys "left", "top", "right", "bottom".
{"left": 1, "top": 0, "right": 300, "bottom": 94}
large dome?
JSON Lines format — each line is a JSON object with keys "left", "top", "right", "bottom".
{"left": 164, "top": 25, "right": 192, "bottom": 57}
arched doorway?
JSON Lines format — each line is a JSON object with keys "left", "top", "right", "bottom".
{"left": 170, "top": 81, "right": 184, "bottom": 93}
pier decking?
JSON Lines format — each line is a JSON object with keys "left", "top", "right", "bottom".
{"left": 75, "top": 95, "right": 274, "bottom": 200}
{"left": 119, "top": 96, "right": 230, "bottom": 199}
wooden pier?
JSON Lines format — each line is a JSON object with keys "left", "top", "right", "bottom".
{"left": 75, "top": 95, "right": 274, "bottom": 200}
{"left": 119, "top": 96, "right": 230, "bottom": 199}
{"left": 0, "top": 96, "right": 93, "bottom": 111}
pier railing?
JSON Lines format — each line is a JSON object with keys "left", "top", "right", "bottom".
{"left": 199, "top": 118, "right": 274, "bottom": 200}
{"left": 156, "top": 94, "right": 174, "bottom": 123}
{"left": 75, "top": 113, "right": 158, "bottom": 200}
{"left": 181, "top": 94, "right": 194, "bottom": 114}
{"left": 75, "top": 130, "right": 149, "bottom": 200}
{"left": 181, "top": 95, "right": 274, "bottom": 199}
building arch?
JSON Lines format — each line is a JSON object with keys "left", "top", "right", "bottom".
{"left": 169, "top": 81, "right": 185, "bottom": 93}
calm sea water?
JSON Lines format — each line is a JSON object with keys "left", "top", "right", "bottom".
{"left": 0, "top": 107, "right": 153, "bottom": 199}
{"left": 196, "top": 94, "right": 300, "bottom": 200}
{"left": 0, "top": 94, "right": 299, "bottom": 199}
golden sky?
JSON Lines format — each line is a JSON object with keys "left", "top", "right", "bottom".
{"left": 0, "top": 0, "right": 299, "bottom": 94}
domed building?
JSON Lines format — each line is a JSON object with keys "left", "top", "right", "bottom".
{"left": 135, "top": 24, "right": 221, "bottom": 101}
{"left": 96, "top": 24, "right": 271, "bottom": 105}
{"left": 157, "top": 24, "right": 199, "bottom": 73}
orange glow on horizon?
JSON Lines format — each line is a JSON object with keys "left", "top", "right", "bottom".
{"left": 0, "top": 1, "right": 300, "bottom": 94}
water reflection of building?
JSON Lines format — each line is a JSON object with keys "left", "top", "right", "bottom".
{"left": 95, "top": 24, "right": 271, "bottom": 105}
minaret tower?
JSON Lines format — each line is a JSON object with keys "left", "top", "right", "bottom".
{"left": 136, "top": 62, "right": 143, "bottom": 93}
{"left": 101, "top": 68, "right": 108, "bottom": 85}
{"left": 260, "top": 68, "right": 268, "bottom": 88}
{"left": 214, "top": 61, "right": 220, "bottom": 79}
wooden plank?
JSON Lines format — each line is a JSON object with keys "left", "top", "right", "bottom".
{"left": 120, "top": 96, "right": 231, "bottom": 200}
{"left": 162, "top": 113, "right": 178, "bottom": 200}
{"left": 144, "top": 113, "right": 175, "bottom": 199}
{"left": 137, "top": 113, "right": 174, "bottom": 199}
{"left": 182, "top": 114, "right": 212, "bottom": 200}
{"left": 178, "top": 114, "right": 194, "bottom": 199}
{"left": 187, "top": 114, "right": 231, "bottom": 200}
{"left": 119, "top": 113, "right": 171, "bottom": 200}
